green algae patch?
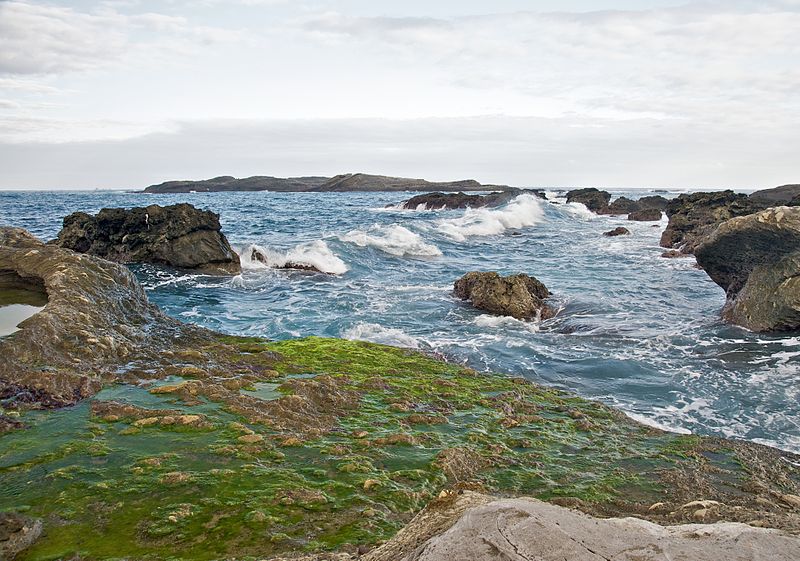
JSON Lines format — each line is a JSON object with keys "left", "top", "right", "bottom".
{"left": 2, "top": 336, "right": 799, "bottom": 560}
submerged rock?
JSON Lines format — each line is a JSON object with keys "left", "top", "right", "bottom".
{"left": 660, "top": 190, "right": 768, "bottom": 254}
{"left": 53, "top": 203, "right": 241, "bottom": 274}
{"left": 0, "top": 512, "right": 42, "bottom": 560}
{"left": 694, "top": 206, "right": 800, "bottom": 332}
{"left": 0, "top": 227, "right": 209, "bottom": 408}
{"left": 454, "top": 272, "right": 554, "bottom": 320}
{"left": 603, "top": 227, "right": 631, "bottom": 237}
{"left": 364, "top": 492, "right": 800, "bottom": 561}
{"left": 628, "top": 208, "right": 663, "bottom": 221}
{"left": 400, "top": 189, "right": 530, "bottom": 210}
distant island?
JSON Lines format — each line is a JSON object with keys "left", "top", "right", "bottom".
{"left": 143, "top": 172, "right": 511, "bottom": 193}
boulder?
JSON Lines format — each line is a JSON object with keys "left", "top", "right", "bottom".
{"left": 0, "top": 227, "right": 210, "bottom": 408}
{"left": 638, "top": 195, "right": 670, "bottom": 210}
{"left": 53, "top": 203, "right": 240, "bottom": 274}
{"left": 749, "top": 184, "right": 800, "bottom": 205}
{"left": 604, "top": 196, "right": 640, "bottom": 214}
{"left": 603, "top": 227, "right": 631, "bottom": 237}
{"left": 454, "top": 272, "right": 554, "bottom": 320}
{"left": 400, "top": 189, "right": 525, "bottom": 210}
{"left": 660, "top": 190, "right": 768, "bottom": 254}
{"left": 565, "top": 188, "right": 611, "bottom": 213}
{"left": 0, "top": 513, "right": 42, "bottom": 560}
{"left": 363, "top": 492, "right": 800, "bottom": 561}
{"left": 629, "top": 208, "right": 663, "bottom": 221}
{"left": 694, "top": 206, "right": 800, "bottom": 332}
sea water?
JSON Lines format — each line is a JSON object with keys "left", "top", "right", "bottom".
{"left": 1, "top": 188, "right": 798, "bottom": 453}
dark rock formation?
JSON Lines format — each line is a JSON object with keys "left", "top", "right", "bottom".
{"left": 603, "top": 227, "right": 631, "bottom": 237}
{"left": 0, "top": 512, "right": 42, "bottom": 560}
{"left": 316, "top": 173, "right": 509, "bottom": 193}
{"left": 749, "top": 184, "right": 800, "bottom": 205}
{"left": 605, "top": 196, "right": 640, "bottom": 214}
{"left": 694, "top": 207, "right": 800, "bottom": 332}
{"left": 363, "top": 492, "right": 800, "bottom": 561}
{"left": 0, "top": 415, "right": 25, "bottom": 433}
{"left": 0, "top": 227, "right": 209, "bottom": 408}
{"left": 454, "top": 272, "right": 554, "bottom": 320}
{"left": 566, "top": 188, "right": 612, "bottom": 213}
{"left": 628, "top": 208, "right": 663, "bottom": 221}
{"left": 53, "top": 203, "right": 240, "bottom": 274}
{"left": 660, "top": 190, "right": 769, "bottom": 254}
{"left": 401, "top": 189, "right": 525, "bottom": 210}
{"left": 250, "top": 247, "right": 325, "bottom": 274}
{"left": 144, "top": 175, "right": 329, "bottom": 193}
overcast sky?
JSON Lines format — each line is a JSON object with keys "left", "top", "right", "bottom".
{"left": 0, "top": 0, "right": 798, "bottom": 190}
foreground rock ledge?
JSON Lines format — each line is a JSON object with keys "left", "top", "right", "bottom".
{"left": 53, "top": 203, "right": 241, "bottom": 274}
{"left": 695, "top": 206, "right": 800, "bottom": 332}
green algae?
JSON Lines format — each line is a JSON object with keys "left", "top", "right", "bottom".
{"left": 2, "top": 336, "right": 798, "bottom": 560}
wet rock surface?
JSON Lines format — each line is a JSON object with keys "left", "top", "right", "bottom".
{"left": 603, "top": 226, "right": 630, "bottom": 237}
{"left": 250, "top": 247, "right": 327, "bottom": 274}
{"left": 566, "top": 190, "right": 667, "bottom": 216}
{"left": 660, "top": 190, "right": 769, "bottom": 254}
{"left": 400, "top": 189, "right": 538, "bottom": 210}
{"left": 454, "top": 272, "right": 554, "bottom": 320}
{"left": 0, "top": 512, "right": 42, "bottom": 560}
{"left": 695, "top": 206, "right": 800, "bottom": 331}
{"left": 566, "top": 188, "right": 612, "bottom": 213}
{"left": 629, "top": 207, "right": 663, "bottom": 221}
{"left": 363, "top": 492, "right": 800, "bottom": 561}
{"left": 53, "top": 203, "right": 241, "bottom": 274}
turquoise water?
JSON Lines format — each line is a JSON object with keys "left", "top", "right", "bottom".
{"left": 1, "top": 189, "right": 798, "bottom": 453}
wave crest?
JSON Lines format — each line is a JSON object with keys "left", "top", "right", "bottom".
{"left": 340, "top": 224, "right": 442, "bottom": 257}
{"left": 341, "top": 322, "right": 421, "bottom": 348}
{"left": 436, "top": 194, "right": 544, "bottom": 241}
{"left": 238, "top": 241, "right": 348, "bottom": 275}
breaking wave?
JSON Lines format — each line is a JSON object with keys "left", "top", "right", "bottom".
{"left": 341, "top": 322, "right": 421, "bottom": 349}
{"left": 237, "top": 241, "right": 348, "bottom": 275}
{"left": 436, "top": 194, "right": 544, "bottom": 241}
{"left": 340, "top": 224, "right": 442, "bottom": 257}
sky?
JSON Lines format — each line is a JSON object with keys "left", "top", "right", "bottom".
{"left": 0, "top": 0, "right": 798, "bottom": 190}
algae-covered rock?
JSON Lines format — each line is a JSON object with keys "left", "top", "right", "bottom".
{"left": 0, "top": 512, "right": 42, "bottom": 560}
{"left": 366, "top": 493, "right": 800, "bottom": 561}
{"left": 53, "top": 203, "right": 240, "bottom": 274}
{"left": 695, "top": 206, "right": 800, "bottom": 331}
{"left": 454, "top": 272, "right": 554, "bottom": 320}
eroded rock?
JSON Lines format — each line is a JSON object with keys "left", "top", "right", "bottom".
{"left": 400, "top": 190, "right": 530, "bottom": 210}
{"left": 0, "top": 512, "right": 42, "bottom": 560}
{"left": 694, "top": 206, "right": 800, "bottom": 331}
{"left": 603, "top": 227, "right": 630, "bottom": 237}
{"left": 566, "top": 188, "right": 611, "bottom": 213}
{"left": 629, "top": 208, "right": 663, "bottom": 221}
{"left": 454, "top": 272, "right": 554, "bottom": 320}
{"left": 53, "top": 203, "right": 240, "bottom": 274}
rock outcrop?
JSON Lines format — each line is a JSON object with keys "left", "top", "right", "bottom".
{"left": 53, "top": 203, "right": 241, "bottom": 274}
{"left": 604, "top": 227, "right": 631, "bottom": 237}
{"left": 315, "top": 173, "right": 508, "bottom": 193}
{"left": 400, "top": 189, "right": 530, "bottom": 210}
{"left": 749, "top": 184, "right": 800, "bottom": 205}
{"left": 660, "top": 190, "right": 768, "bottom": 254}
{"left": 0, "top": 512, "right": 42, "bottom": 560}
{"left": 361, "top": 492, "right": 800, "bottom": 561}
{"left": 694, "top": 207, "right": 800, "bottom": 332}
{"left": 454, "top": 272, "right": 554, "bottom": 320}
{"left": 144, "top": 175, "right": 329, "bottom": 193}
{"left": 629, "top": 208, "right": 663, "bottom": 221}
{"left": 566, "top": 188, "right": 611, "bottom": 213}
{"left": 0, "top": 227, "right": 208, "bottom": 408}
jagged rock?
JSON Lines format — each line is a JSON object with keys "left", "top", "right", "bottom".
{"left": 400, "top": 189, "right": 525, "bottom": 210}
{"left": 750, "top": 184, "right": 800, "bottom": 205}
{"left": 604, "top": 227, "right": 631, "bottom": 237}
{"left": 566, "top": 188, "right": 611, "bottom": 213}
{"left": 660, "top": 190, "right": 768, "bottom": 254}
{"left": 605, "top": 196, "right": 641, "bottom": 214}
{"left": 0, "top": 512, "right": 42, "bottom": 560}
{"left": 363, "top": 492, "right": 800, "bottom": 561}
{"left": 638, "top": 195, "right": 670, "bottom": 210}
{"left": 53, "top": 203, "right": 240, "bottom": 274}
{"left": 454, "top": 272, "right": 554, "bottom": 320}
{"left": 629, "top": 208, "right": 663, "bottom": 221}
{"left": 694, "top": 206, "right": 800, "bottom": 332}
{"left": 0, "top": 227, "right": 210, "bottom": 408}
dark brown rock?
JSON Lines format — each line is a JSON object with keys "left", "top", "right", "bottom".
{"left": 749, "top": 184, "right": 800, "bottom": 205}
{"left": 660, "top": 190, "right": 769, "bottom": 254}
{"left": 603, "top": 227, "right": 631, "bottom": 237}
{"left": 566, "top": 188, "right": 611, "bottom": 213}
{"left": 0, "top": 513, "right": 42, "bottom": 560}
{"left": 400, "top": 189, "right": 527, "bottom": 210}
{"left": 454, "top": 272, "right": 553, "bottom": 320}
{"left": 53, "top": 203, "right": 240, "bottom": 274}
{"left": 694, "top": 207, "right": 800, "bottom": 332}
{"left": 628, "top": 208, "right": 663, "bottom": 221}
{"left": 604, "top": 196, "right": 640, "bottom": 214}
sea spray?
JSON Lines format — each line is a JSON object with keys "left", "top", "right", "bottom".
{"left": 340, "top": 224, "right": 442, "bottom": 257}
{"left": 238, "top": 240, "right": 348, "bottom": 275}
{"left": 436, "top": 194, "right": 545, "bottom": 241}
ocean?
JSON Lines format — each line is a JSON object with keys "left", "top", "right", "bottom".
{"left": 2, "top": 188, "right": 798, "bottom": 454}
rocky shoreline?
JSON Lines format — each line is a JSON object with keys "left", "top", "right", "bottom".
{"left": 2, "top": 183, "right": 800, "bottom": 559}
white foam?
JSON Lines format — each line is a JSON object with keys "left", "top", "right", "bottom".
{"left": 473, "top": 314, "right": 541, "bottom": 332}
{"left": 341, "top": 322, "right": 421, "bottom": 349}
{"left": 623, "top": 411, "right": 693, "bottom": 435}
{"left": 560, "top": 202, "right": 596, "bottom": 220}
{"left": 340, "top": 224, "right": 442, "bottom": 257}
{"left": 238, "top": 241, "right": 348, "bottom": 275}
{"left": 435, "top": 194, "right": 544, "bottom": 241}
